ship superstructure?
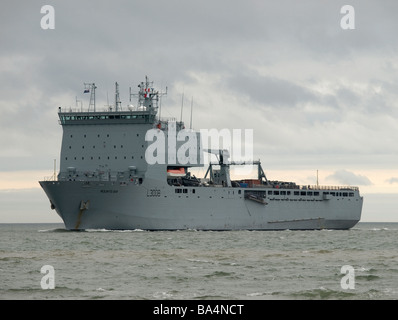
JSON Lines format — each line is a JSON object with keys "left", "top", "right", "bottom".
{"left": 40, "top": 77, "right": 363, "bottom": 230}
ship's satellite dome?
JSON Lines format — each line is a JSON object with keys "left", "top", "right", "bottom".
{"left": 128, "top": 104, "right": 135, "bottom": 111}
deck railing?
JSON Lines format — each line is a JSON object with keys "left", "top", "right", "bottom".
{"left": 270, "top": 184, "right": 359, "bottom": 191}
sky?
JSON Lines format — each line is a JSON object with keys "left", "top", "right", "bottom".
{"left": 0, "top": 0, "right": 398, "bottom": 223}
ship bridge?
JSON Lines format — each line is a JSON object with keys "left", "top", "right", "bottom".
{"left": 56, "top": 78, "right": 202, "bottom": 184}
{"left": 58, "top": 110, "right": 157, "bottom": 125}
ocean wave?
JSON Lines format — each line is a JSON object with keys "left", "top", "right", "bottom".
{"left": 246, "top": 292, "right": 275, "bottom": 298}
{"left": 355, "top": 274, "right": 380, "bottom": 281}
{"left": 84, "top": 228, "right": 145, "bottom": 232}
{"left": 153, "top": 291, "right": 174, "bottom": 299}
{"left": 38, "top": 228, "right": 69, "bottom": 233}
{"left": 1, "top": 285, "right": 86, "bottom": 300}
{"left": 3, "top": 223, "right": 397, "bottom": 300}
{"left": 187, "top": 258, "right": 215, "bottom": 264}
{"left": 204, "top": 271, "right": 236, "bottom": 278}
{"left": 288, "top": 287, "right": 357, "bottom": 299}
{"left": 95, "top": 287, "right": 114, "bottom": 292}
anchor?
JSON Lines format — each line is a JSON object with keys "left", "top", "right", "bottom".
{"left": 75, "top": 200, "right": 90, "bottom": 229}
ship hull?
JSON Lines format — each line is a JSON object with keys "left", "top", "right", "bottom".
{"left": 39, "top": 180, "right": 363, "bottom": 231}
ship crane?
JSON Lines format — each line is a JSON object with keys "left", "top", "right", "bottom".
{"left": 204, "top": 149, "right": 269, "bottom": 187}
{"left": 203, "top": 149, "right": 231, "bottom": 187}
{"left": 204, "top": 149, "right": 230, "bottom": 164}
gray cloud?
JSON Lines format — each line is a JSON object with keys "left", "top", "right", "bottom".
{"left": 2, "top": 0, "right": 398, "bottom": 173}
{"left": 386, "top": 177, "right": 398, "bottom": 184}
{"left": 227, "top": 72, "right": 318, "bottom": 108}
{"left": 326, "top": 169, "right": 373, "bottom": 186}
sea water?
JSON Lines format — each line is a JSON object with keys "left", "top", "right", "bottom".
{"left": 0, "top": 222, "right": 397, "bottom": 300}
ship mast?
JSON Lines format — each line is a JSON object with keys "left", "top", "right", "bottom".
{"left": 129, "top": 76, "right": 167, "bottom": 112}
{"left": 84, "top": 83, "right": 97, "bottom": 112}
{"left": 115, "top": 82, "right": 121, "bottom": 111}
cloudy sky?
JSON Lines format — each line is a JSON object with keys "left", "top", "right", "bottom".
{"left": 1, "top": 0, "right": 398, "bottom": 222}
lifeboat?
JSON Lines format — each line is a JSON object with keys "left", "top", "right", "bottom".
{"left": 167, "top": 168, "right": 186, "bottom": 177}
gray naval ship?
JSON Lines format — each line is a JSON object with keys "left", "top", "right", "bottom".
{"left": 40, "top": 77, "right": 363, "bottom": 230}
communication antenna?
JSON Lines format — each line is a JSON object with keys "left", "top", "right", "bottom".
{"left": 180, "top": 90, "right": 184, "bottom": 123}
{"left": 75, "top": 96, "right": 82, "bottom": 112}
{"left": 53, "top": 159, "right": 56, "bottom": 181}
{"left": 190, "top": 96, "right": 193, "bottom": 129}
{"left": 115, "top": 82, "right": 121, "bottom": 111}
{"left": 159, "top": 89, "right": 162, "bottom": 119}
{"left": 159, "top": 85, "right": 168, "bottom": 119}
{"left": 84, "top": 83, "right": 97, "bottom": 112}
{"left": 105, "top": 91, "right": 111, "bottom": 111}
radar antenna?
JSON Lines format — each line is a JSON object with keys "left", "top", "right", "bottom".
{"left": 129, "top": 76, "right": 167, "bottom": 112}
